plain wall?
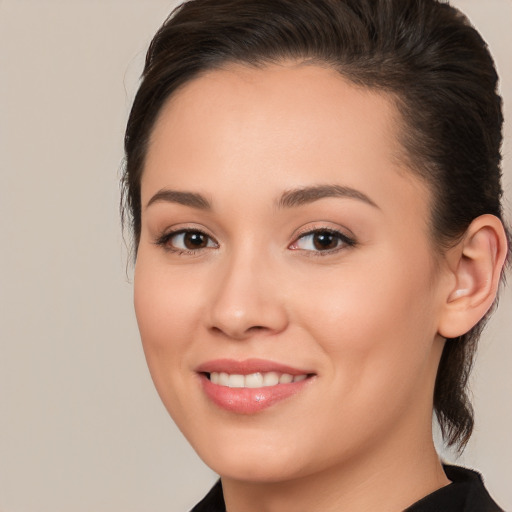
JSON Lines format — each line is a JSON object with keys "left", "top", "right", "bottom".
{"left": 0, "top": 1, "right": 510, "bottom": 511}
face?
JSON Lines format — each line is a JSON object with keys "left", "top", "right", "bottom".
{"left": 134, "top": 63, "right": 448, "bottom": 482}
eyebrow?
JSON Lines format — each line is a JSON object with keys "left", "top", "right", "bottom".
{"left": 145, "top": 189, "right": 211, "bottom": 210}
{"left": 145, "top": 184, "right": 378, "bottom": 211}
{"left": 277, "top": 184, "right": 379, "bottom": 209}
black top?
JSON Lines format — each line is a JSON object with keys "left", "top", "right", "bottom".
{"left": 190, "top": 465, "right": 504, "bottom": 512}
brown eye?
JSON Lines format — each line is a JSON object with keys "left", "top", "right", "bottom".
{"left": 158, "top": 229, "right": 218, "bottom": 252}
{"left": 289, "top": 228, "right": 356, "bottom": 253}
{"left": 312, "top": 231, "right": 338, "bottom": 250}
{"left": 183, "top": 231, "right": 209, "bottom": 249}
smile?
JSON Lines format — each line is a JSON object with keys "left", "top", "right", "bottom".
{"left": 197, "top": 359, "right": 315, "bottom": 414}
{"left": 208, "top": 371, "right": 308, "bottom": 388}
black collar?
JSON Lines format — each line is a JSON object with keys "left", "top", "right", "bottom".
{"left": 190, "top": 465, "right": 503, "bottom": 512}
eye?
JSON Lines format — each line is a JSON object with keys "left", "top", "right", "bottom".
{"left": 289, "top": 229, "right": 355, "bottom": 253}
{"left": 155, "top": 229, "right": 218, "bottom": 253}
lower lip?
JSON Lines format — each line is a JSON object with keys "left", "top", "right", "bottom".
{"left": 200, "top": 374, "right": 312, "bottom": 414}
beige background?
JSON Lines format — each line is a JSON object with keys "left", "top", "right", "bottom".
{"left": 0, "top": 1, "right": 510, "bottom": 511}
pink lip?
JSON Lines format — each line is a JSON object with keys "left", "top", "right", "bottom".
{"left": 196, "top": 358, "right": 312, "bottom": 375}
{"left": 196, "top": 358, "right": 315, "bottom": 414}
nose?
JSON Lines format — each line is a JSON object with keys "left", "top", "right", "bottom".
{"left": 206, "top": 251, "right": 289, "bottom": 340}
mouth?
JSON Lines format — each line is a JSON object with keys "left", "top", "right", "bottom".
{"left": 206, "top": 371, "right": 309, "bottom": 388}
{"left": 196, "top": 359, "right": 315, "bottom": 414}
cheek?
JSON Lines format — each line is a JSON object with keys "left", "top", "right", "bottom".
{"left": 133, "top": 255, "right": 212, "bottom": 434}
{"left": 293, "top": 250, "right": 439, "bottom": 389}
{"left": 134, "top": 253, "right": 202, "bottom": 335}
{"left": 133, "top": 255, "right": 202, "bottom": 384}
{"left": 293, "top": 277, "right": 439, "bottom": 460}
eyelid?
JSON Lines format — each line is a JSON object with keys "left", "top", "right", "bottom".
{"left": 288, "top": 225, "right": 357, "bottom": 254}
{"left": 154, "top": 226, "right": 219, "bottom": 254}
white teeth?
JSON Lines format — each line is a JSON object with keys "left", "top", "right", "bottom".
{"left": 218, "top": 372, "right": 230, "bottom": 386}
{"left": 208, "top": 371, "right": 308, "bottom": 388}
{"left": 263, "top": 372, "right": 280, "bottom": 386}
{"left": 279, "top": 373, "right": 293, "bottom": 384}
{"left": 227, "top": 374, "right": 245, "bottom": 388}
{"left": 245, "top": 372, "right": 264, "bottom": 388}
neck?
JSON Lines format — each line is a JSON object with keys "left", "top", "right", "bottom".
{"left": 221, "top": 422, "right": 450, "bottom": 512}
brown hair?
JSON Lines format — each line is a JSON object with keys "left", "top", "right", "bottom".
{"left": 122, "top": 0, "right": 510, "bottom": 450}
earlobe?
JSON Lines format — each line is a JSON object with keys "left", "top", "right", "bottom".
{"left": 438, "top": 214, "right": 508, "bottom": 339}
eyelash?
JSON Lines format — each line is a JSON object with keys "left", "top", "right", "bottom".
{"left": 289, "top": 227, "right": 356, "bottom": 256}
{"left": 154, "top": 228, "right": 218, "bottom": 255}
{"left": 154, "top": 227, "right": 356, "bottom": 256}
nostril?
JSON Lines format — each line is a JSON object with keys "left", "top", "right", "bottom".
{"left": 209, "top": 324, "right": 269, "bottom": 339}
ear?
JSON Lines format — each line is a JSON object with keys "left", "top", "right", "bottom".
{"left": 437, "top": 214, "right": 508, "bottom": 339}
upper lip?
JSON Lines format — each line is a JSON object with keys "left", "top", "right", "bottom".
{"left": 196, "top": 358, "right": 314, "bottom": 376}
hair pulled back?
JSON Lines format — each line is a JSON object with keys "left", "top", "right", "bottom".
{"left": 123, "top": 0, "right": 509, "bottom": 451}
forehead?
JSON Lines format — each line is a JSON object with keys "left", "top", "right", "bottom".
{"left": 149, "top": 62, "right": 403, "bottom": 166}
{"left": 143, "top": 62, "right": 429, "bottom": 220}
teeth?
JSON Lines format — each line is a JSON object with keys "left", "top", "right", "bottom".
{"left": 245, "top": 372, "right": 263, "bottom": 388}
{"left": 263, "top": 372, "right": 279, "bottom": 386}
{"left": 228, "top": 374, "right": 245, "bottom": 388}
{"left": 279, "top": 373, "right": 293, "bottom": 384}
{"left": 208, "top": 371, "right": 308, "bottom": 388}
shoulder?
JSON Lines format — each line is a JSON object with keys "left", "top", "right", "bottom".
{"left": 189, "top": 466, "right": 504, "bottom": 512}
{"left": 405, "top": 464, "right": 504, "bottom": 512}
{"left": 189, "top": 480, "right": 225, "bottom": 512}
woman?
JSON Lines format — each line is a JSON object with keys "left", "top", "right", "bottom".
{"left": 122, "top": 0, "right": 510, "bottom": 510}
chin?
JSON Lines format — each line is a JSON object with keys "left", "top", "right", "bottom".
{"left": 186, "top": 428, "right": 311, "bottom": 482}
{"left": 208, "top": 454, "right": 307, "bottom": 483}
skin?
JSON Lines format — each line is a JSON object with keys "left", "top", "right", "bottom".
{"left": 133, "top": 63, "right": 501, "bottom": 511}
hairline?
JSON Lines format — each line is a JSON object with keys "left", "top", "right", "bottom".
{"left": 139, "top": 57, "right": 442, "bottom": 253}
